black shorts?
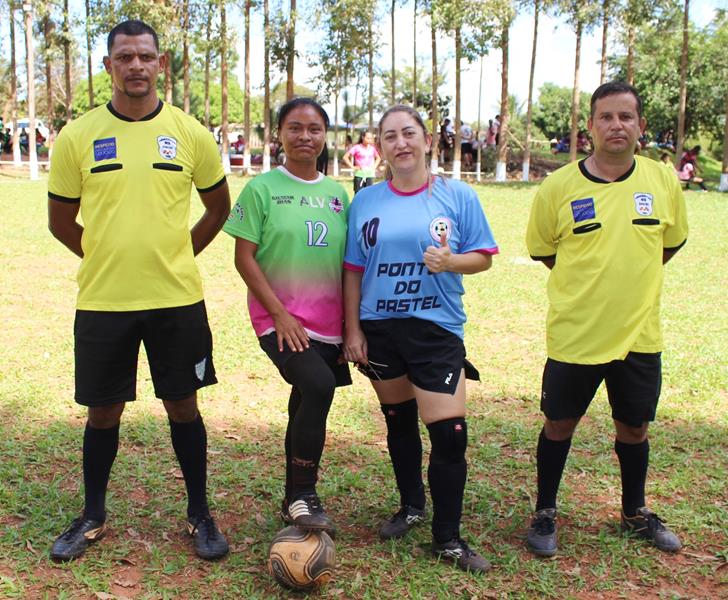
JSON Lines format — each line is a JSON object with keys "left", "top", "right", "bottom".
{"left": 258, "top": 333, "right": 352, "bottom": 388}
{"left": 358, "top": 318, "right": 478, "bottom": 394}
{"left": 74, "top": 301, "right": 217, "bottom": 406}
{"left": 540, "top": 352, "right": 662, "bottom": 427}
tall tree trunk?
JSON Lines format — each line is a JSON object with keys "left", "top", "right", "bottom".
{"left": 720, "top": 90, "right": 728, "bottom": 191}
{"left": 430, "top": 11, "right": 438, "bottom": 173}
{"left": 182, "top": 0, "right": 190, "bottom": 113}
{"left": 263, "top": 0, "right": 271, "bottom": 172}
{"left": 203, "top": 2, "right": 212, "bottom": 128}
{"left": 600, "top": 0, "right": 609, "bottom": 84}
{"left": 496, "top": 22, "right": 509, "bottom": 182}
{"left": 286, "top": 0, "right": 295, "bottom": 100}
{"left": 412, "top": 0, "right": 417, "bottom": 105}
{"left": 452, "top": 25, "right": 462, "bottom": 179}
{"left": 390, "top": 0, "right": 395, "bottom": 104}
{"left": 333, "top": 59, "right": 341, "bottom": 176}
{"left": 10, "top": 0, "right": 21, "bottom": 166}
{"left": 164, "top": 51, "right": 173, "bottom": 103}
{"left": 569, "top": 19, "right": 582, "bottom": 163}
{"left": 63, "top": 0, "right": 72, "bottom": 121}
{"left": 44, "top": 16, "right": 54, "bottom": 139}
{"left": 367, "top": 18, "right": 374, "bottom": 131}
{"left": 220, "top": 0, "right": 230, "bottom": 173}
{"left": 626, "top": 24, "right": 635, "bottom": 85}
{"left": 674, "top": 0, "right": 689, "bottom": 165}
{"left": 86, "top": 0, "right": 94, "bottom": 109}
{"left": 24, "top": 2, "right": 39, "bottom": 179}
{"left": 476, "top": 55, "right": 483, "bottom": 182}
{"left": 523, "top": 0, "right": 539, "bottom": 182}
{"left": 243, "top": 0, "right": 252, "bottom": 172}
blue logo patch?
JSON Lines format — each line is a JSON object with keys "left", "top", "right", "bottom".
{"left": 93, "top": 138, "right": 117, "bottom": 161}
{"left": 570, "top": 197, "right": 595, "bottom": 222}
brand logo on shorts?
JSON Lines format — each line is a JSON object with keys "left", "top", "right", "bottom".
{"left": 157, "top": 135, "right": 178, "bottom": 160}
{"left": 445, "top": 372, "right": 453, "bottom": 385}
{"left": 634, "top": 192, "right": 653, "bottom": 216}
{"left": 429, "top": 217, "right": 452, "bottom": 243}
{"left": 195, "top": 358, "right": 207, "bottom": 381}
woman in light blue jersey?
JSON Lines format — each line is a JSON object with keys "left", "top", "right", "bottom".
{"left": 342, "top": 105, "right": 498, "bottom": 573}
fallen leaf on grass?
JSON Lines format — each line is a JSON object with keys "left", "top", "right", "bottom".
{"left": 254, "top": 513, "right": 267, "bottom": 527}
{"left": 172, "top": 469, "right": 184, "bottom": 479}
{"left": 162, "top": 532, "right": 171, "bottom": 542}
{"left": 113, "top": 577, "right": 137, "bottom": 588}
{"left": 25, "top": 540, "right": 36, "bottom": 554}
{"left": 225, "top": 434, "right": 241, "bottom": 441}
{"left": 116, "top": 558, "right": 136, "bottom": 566}
{"left": 683, "top": 551, "right": 721, "bottom": 562}
{"left": 208, "top": 449, "right": 222, "bottom": 455}
{"left": 94, "top": 593, "right": 117, "bottom": 600}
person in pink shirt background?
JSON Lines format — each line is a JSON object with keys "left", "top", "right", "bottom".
{"left": 342, "top": 130, "right": 382, "bottom": 194}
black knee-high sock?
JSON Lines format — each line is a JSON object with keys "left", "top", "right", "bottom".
{"left": 381, "top": 399, "right": 425, "bottom": 509}
{"left": 427, "top": 418, "right": 467, "bottom": 543}
{"left": 169, "top": 414, "right": 209, "bottom": 520}
{"left": 284, "top": 353, "right": 336, "bottom": 500}
{"left": 536, "top": 428, "right": 572, "bottom": 511}
{"left": 284, "top": 387, "right": 303, "bottom": 500}
{"left": 83, "top": 423, "right": 120, "bottom": 522}
{"left": 615, "top": 438, "right": 649, "bottom": 517}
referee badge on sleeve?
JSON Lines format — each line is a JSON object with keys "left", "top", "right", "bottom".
{"left": 157, "top": 135, "right": 178, "bottom": 160}
{"left": 634, "top": 193, "right": 653, "bottom": 216}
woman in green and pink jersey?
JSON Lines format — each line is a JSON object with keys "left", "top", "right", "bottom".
{"left": 224, "top": 98, "right": 350, "bottom": 535}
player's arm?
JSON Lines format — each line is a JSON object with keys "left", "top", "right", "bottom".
{"left": 663, "top": 241, "right": 686, "bottom": 264}
{"left": 48, "top": 199, "right": 83, "bottom": 258}
{"left": 538, "top": 256, "right": 555, "bottom": 269}
{"left": 341, "top": 149, "right": 354, "bottom": 170}
{"left": 192, "top": 181, "right": 231, "bottom": 256}
{"left": 233, "top": 237, "right": 309, "bottom": 352}
{"left": 342, "top": 268, "right": 368, "bottom": 365}
{"left": 424, "top": 233, "right": 493, "bottom": 274}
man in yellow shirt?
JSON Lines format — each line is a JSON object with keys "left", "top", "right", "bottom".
{"left": 47, "top": 20, "right": 230, "bottom": 561}
{"left": 525, "top": 82, "right": 687, "bottom": 557}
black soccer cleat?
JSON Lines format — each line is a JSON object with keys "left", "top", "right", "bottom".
{"left": 379, "top": 505, "right": 426, "bottom": 540}
{"left": 527, "top": 507, "right": 558, "bottom": 557}
{"left": 281, "top": 494, "right": 336, "bottom": 537}
{"left": 621, "top": 507, "right": 682, "bottom": 553}
{"left": 432, "top": 537, "right": 491, "bottom": 573}
{"left": 50, "top": 515, "right": 106, "bottom": 561}
{"left": 187, "top": 515, "right": 229, "bottom": 560}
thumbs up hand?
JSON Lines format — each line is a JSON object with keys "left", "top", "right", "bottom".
{"left": 424, "top": 231, "right": 453, "bottom": 273}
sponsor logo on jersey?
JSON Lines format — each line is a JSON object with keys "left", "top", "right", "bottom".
{"left": 157, "top": 135, "right": 178, "bottom": 160}
{"left": 329, "top": 197, "right": 343, "bottom": 213}
{"left": 300, "top": 196, "right": 331, "bottom": 208}
{"left": 93, "top": 137, "right": 117, "bottom": 161}
{"left": 227, "top": 203, "right": 244, "bottom": 222}
{"left": 633, "top": 193, "right": 653, "bottom": 216}
{"left": 571, "top": 197, "right": 595, "bottom": 222}
{"left": 429, "top": 216, "right": 453, "bottom": 242}
{"left": 273, "top": 195, "right": 293, "bottom": 205}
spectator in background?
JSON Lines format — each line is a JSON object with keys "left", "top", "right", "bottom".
{"left": 231, "top": 134, "right": 245, "bottom": 154}
{"left": 460, "top": 121, "right": 474, "bottom": 169}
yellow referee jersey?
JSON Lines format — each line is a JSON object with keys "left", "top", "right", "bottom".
{"left": 526, "top": 156, "right": 688, "bottom": 364}
{"left": 48, "top": 101, "right": 225, "bottom": 311}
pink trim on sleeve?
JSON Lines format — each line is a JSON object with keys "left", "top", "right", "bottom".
{"left": 343, "top": 261, "right": 365, "bottom": 272}
{"left": 474, "top": 247, "right": 500, "bottom": 255}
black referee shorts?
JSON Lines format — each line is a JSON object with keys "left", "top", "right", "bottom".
{"left": 74, "top": 301, "right": 217, "bottom": 406}
{"left": 540, "top": 352, "right": 662, "bottom": 427}
{"left": 358, "top": 318, "right": 478, "bottom": 395}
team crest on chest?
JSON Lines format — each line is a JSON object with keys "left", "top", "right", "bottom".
{"left": 429, "top": 216, "right": 453, "bottom": 243}
{"left": 329, "top": 197, "right": 343, "bottom": 214}
{"left": 633, "top": 192, "right": 653, "bottom": 216}
{"left": 157, "top": 135, "right": 178, "bottom": 160}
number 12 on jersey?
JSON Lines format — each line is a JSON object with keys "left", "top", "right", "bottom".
{"left": 305, "top": 220, "right": 329, "bottom": 247}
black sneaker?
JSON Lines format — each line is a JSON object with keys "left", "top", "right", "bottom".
{"left": 621, "top": 507, "right": 682, "bottom": 553}
{"left": 187, "top": 515, "right": 229, "bottom": 560}
{"left": 379, "top": 505, "right": 426, "bottom": 540}
{"left": 432, "top": 538, "right": 491, "bottom": 573}
{"left": 50, "top": 515, "right": 106, "bottom": 561}
{"left": 527, "top": 508, "right": 558, "bottom": 557}
{"left": 281, "top": 494, "right": 336, "bottom": 537}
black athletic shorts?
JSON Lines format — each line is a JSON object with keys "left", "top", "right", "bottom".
{"left": 540, "top": 352, "right": 662, "bottom": 427}
{"left": 74, "top": 301, "right": 217, "bottom": 406}
{"left": 358, "top": 318, "right": 479, "bottom": 395}
{"left": 258, "top": 333, "right": 352, "bottom": 388}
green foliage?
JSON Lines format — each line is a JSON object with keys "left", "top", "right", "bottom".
{"left": 72, "top": 70, "right": 113, "bottom": 115}
{"left": 532, "top": 82, "right": 591, "bottom": 138}
{"left": 609, "top": 9, "right": 728, "bottom": 141}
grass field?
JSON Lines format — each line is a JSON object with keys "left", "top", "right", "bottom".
{"left": 0, "top": 171, "right": 726, "bottom": 599}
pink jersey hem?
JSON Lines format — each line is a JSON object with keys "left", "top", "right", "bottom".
{"left": 343, "top": 261, "right": 365, "bottom": 272}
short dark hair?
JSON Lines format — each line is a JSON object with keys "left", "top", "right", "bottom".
{"left": 107, "top": 20, "right": 160, "bottom": 54}
{"left": 277, "top": 97, "right": 329, "bottom": 131}
{"left": 590, "top": 81, "right": 643, "bottom": 118}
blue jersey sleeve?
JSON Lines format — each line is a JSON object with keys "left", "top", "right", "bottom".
{"left": 458, "top": 184, "right": 499, "bottom": 254}
{"left": 344, "top": 198, "right": 367, "bottom": 269}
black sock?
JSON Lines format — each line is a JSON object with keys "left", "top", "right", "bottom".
{"left": 536, "top": 428, "right": 572, "bottom": 512}
{"left": 283, "top": 353, "right": 336, "bottom": 500}
{"left": 427, "top": 418, "right": 467, "bottom": 543}
{"left": 615, "top": 438, "right": 649, "bottom": 517}
{"left": 83, "top": 423, "right": 120, "bottom": 522}
{"left": 169, "top": 414, "right": 209, "bottom": 521}
{"left": 381, "top": 399, "right": 425, "bottom": 509}
{"left": 284, "top": 387, "right": 303, "bottom": 500}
